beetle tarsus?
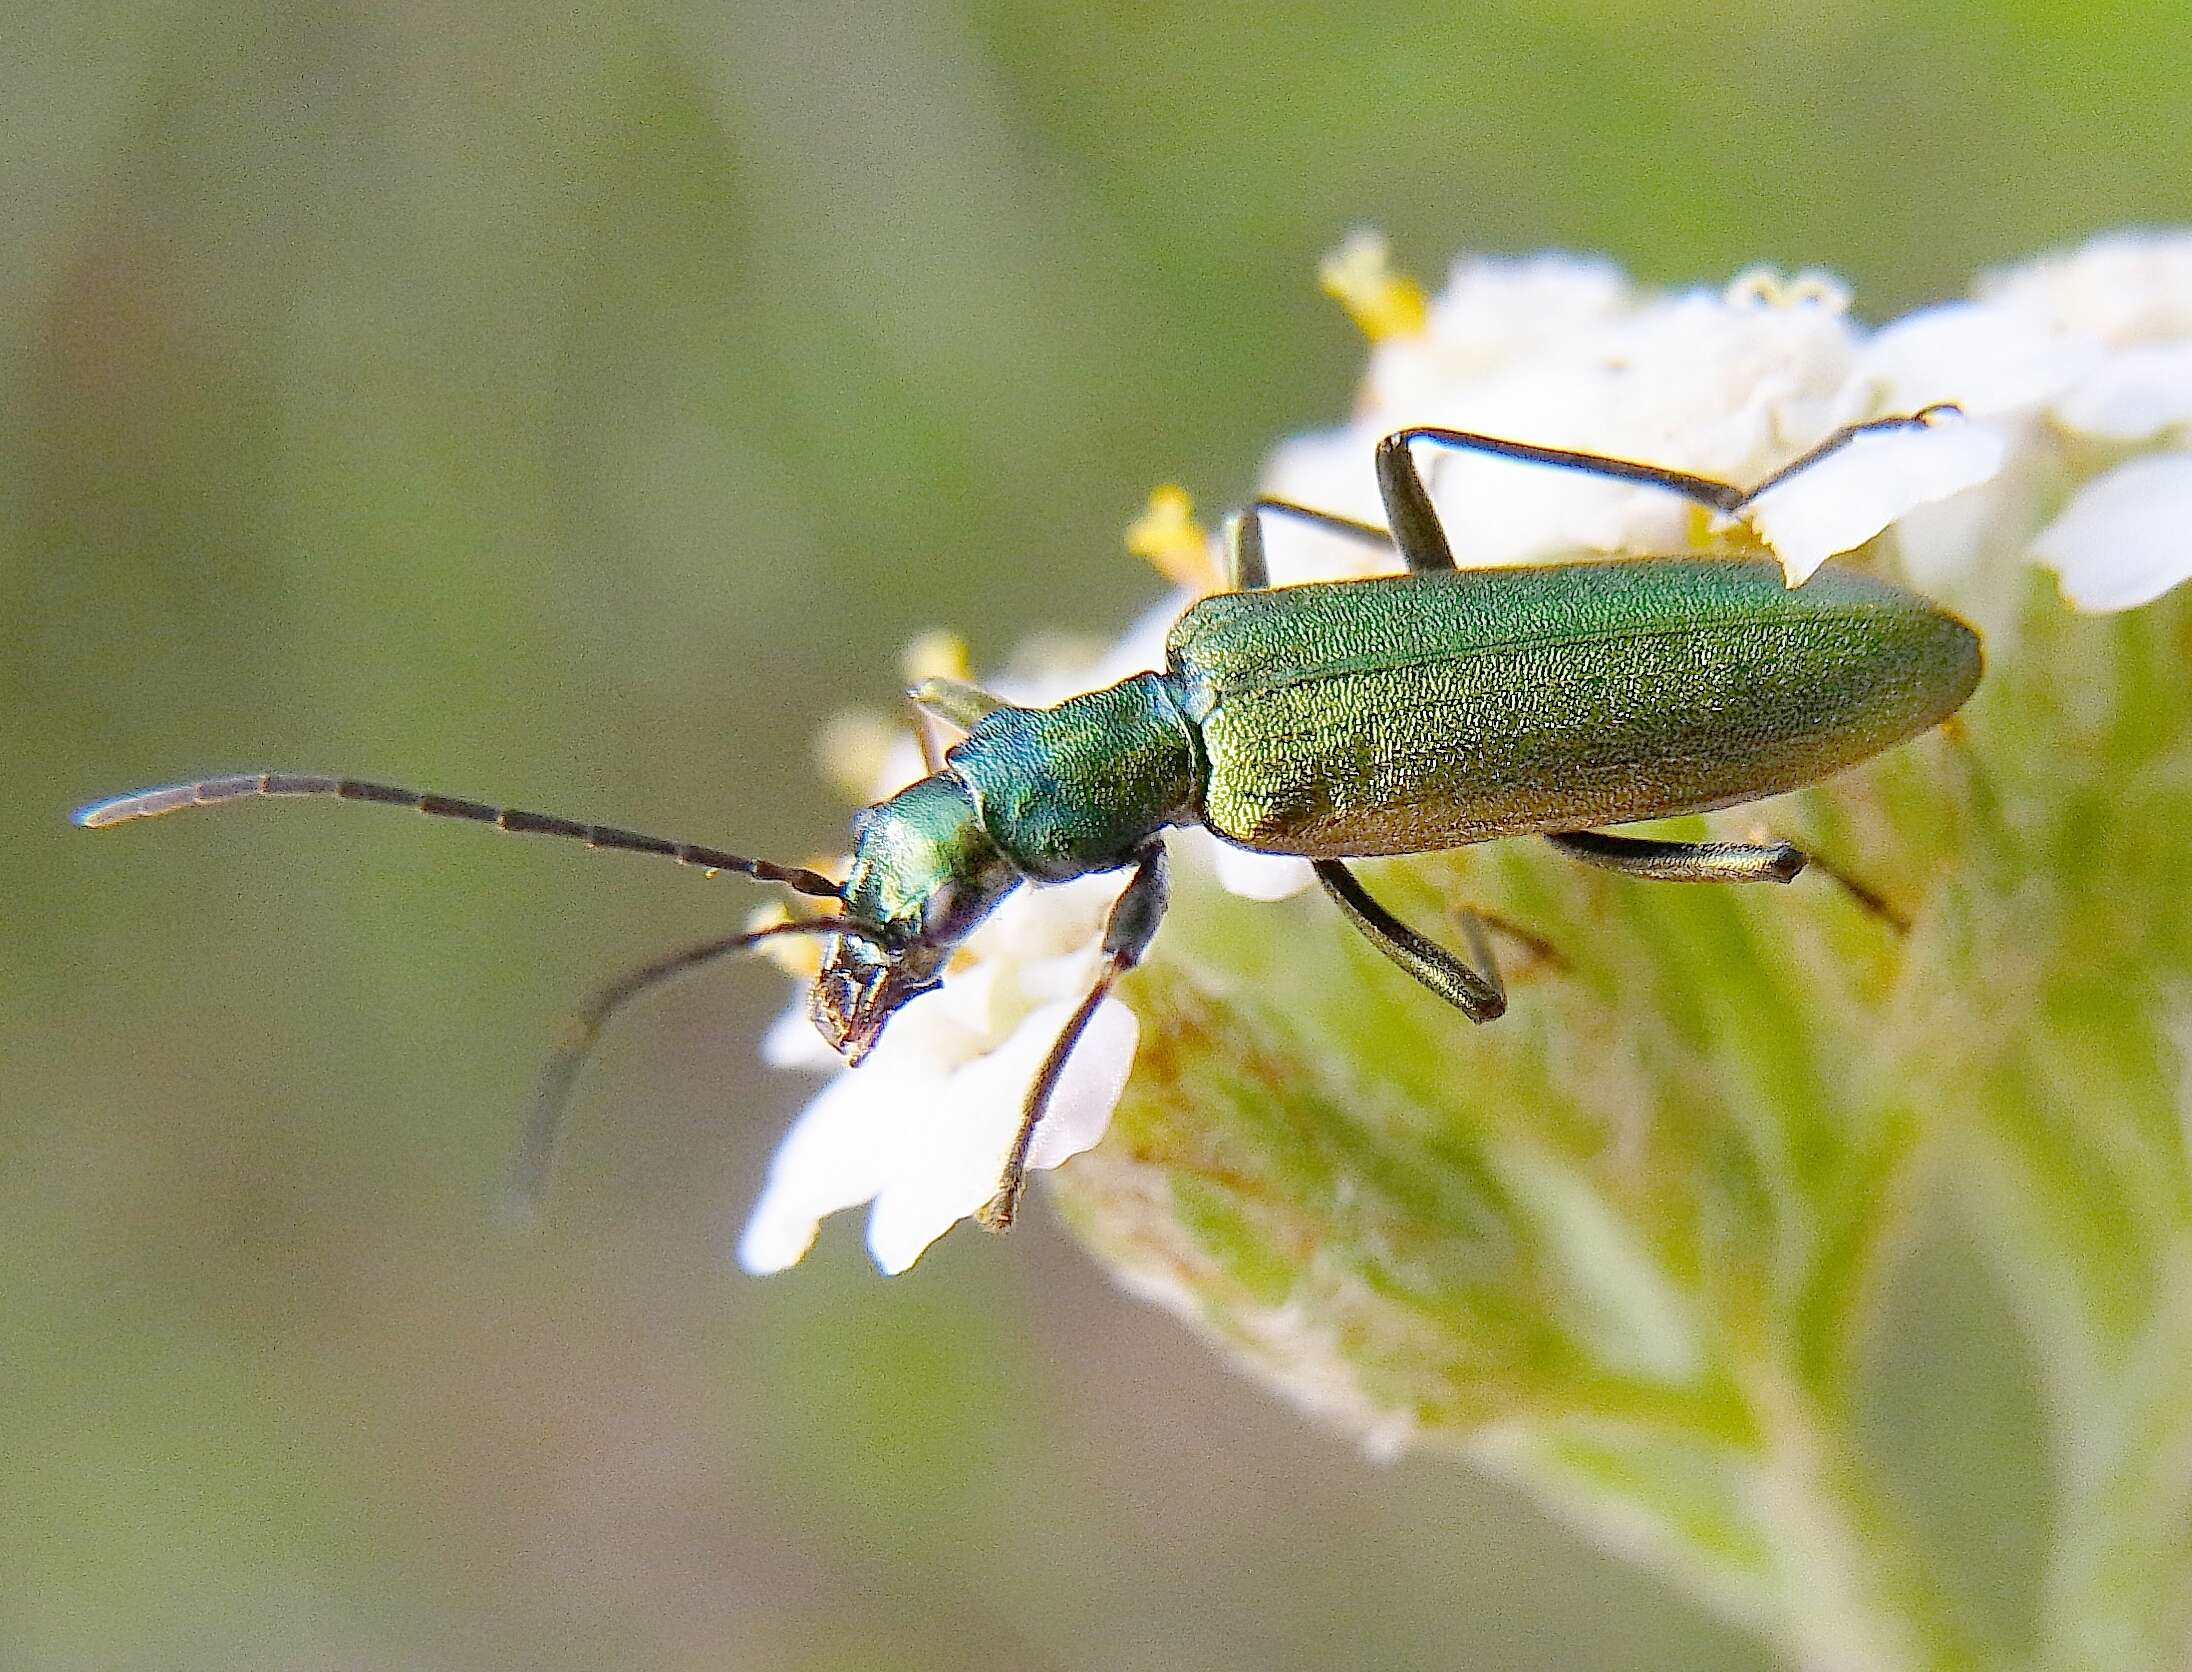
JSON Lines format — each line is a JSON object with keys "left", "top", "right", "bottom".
{"left": 1547, "top": 830, "right": 1808, "bottom": 885}
{"left": 1314, "top": 859, "right": 1506, "bottom": 1022}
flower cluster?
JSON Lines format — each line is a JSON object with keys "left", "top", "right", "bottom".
{"left": 740, "top": 230, "right": 2192, "bottom": 1274}
{"left": 1281, "top": 229, "right": 2192, "bottom": 605}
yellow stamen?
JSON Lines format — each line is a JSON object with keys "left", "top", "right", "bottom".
{"left": 1318, "top": 230, "right": 1428, "bottom": 341}
{"left": 1725, "top": 266, "right": 1786, "bottom": 307}
{"left": 1689, "top": 498, "right": 1771, "bottom": 558}
{"left": 1786, "top": 270, "right": 1852, "bottom": 312}
{"left": 900, "top": 629, "right": 972, "bottom": 687}
{"left": 1725, "top": 266, "right": 1851, "bottom": 315}
{"left": 1126, "top": 484, "right": 1216, "bottom": 589}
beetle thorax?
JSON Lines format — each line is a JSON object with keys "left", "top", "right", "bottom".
{"left": 944, "top": 672, "right": 1203, "bottom": 882}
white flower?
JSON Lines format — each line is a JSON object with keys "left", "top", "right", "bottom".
{"left": 1741, "top": 414, "right": 2009, "bottom": 583}
{"left": 1258, "top": 232, "right": 2192, "bottom": 627}
{"left": 737, "top": 872, "right": 1137, "bottom": 1275}
{"left": 744, "top": 230, "right": 2192, "bottom": 1271}
{"left": 737, "top": 604, "right": 1183, "bottom": 1275}
{"left": 1261, "top": 257, "right": 2001, "bottom": 588}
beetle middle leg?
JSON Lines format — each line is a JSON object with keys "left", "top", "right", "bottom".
{"left": 979, "top": 840, "right": 1171, "bottom": 1232}
{"left": 1546, "top": 829, "right": 1807, "bottom": 884}
{"left": 1314, "top": 858, "right": 1506, "bottom": 1022}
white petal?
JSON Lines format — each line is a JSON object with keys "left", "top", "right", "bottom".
{"left": 1889, "top": 473, "right": 2016, "bottom": 591}
{"left": 2031, "top": 453, "right": 2192, "bottom": 612}
{"left": 1257, "top": 426, "right": 1400, "bottom": 584}
{"left": 1211, "top": 840, "right": 1317, "bottom": 902}
{"left": 1980, "top": 230, "right": 2192, "bottom": 343}
{"left": 1023, "top": 997, "right": 1137, "bottom": 1169}
{"left": 2054, "top": 343, "right": 2192, "bottom": 441}
{"left": 878, "top": 960, "right": 1014, "bottom": 1072}
{"left": 759, "top": 998, "right": 835, "bottom": 1071}
{"left": 863, "top": 995, "right": 1137, "bottom": 1274}
{"left": 1091, "top": 591, "right": 1195, "bottom": 683}
{"left": 963, "top": 872, "right": 1116, "bottom": 966}
{"left": 735, "top": 1067, "right": 911, "bottom": 1274}
{"left": 863, "top": 1076, "right": 1017, "bottom": 1275}
{"left": 1366, "top": 253, "right": 1633, "bottom": 408}
{"left": 1856, "top": 300, "right": 2099, "bottom": 416}
{"left": 1745, "top": 417, "right": 2009, "bottom": 584}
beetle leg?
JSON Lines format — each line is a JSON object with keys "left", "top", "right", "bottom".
{"left": 1375, "top": 408, "right": 1965, "bottom": 570}
{"left": 905, "top": 677, "right": 1008, "bottom": 772}
{"left": 980, "top": 841, "right": 1171, "bottom": 1232}
{"left": 1222, "top": 499, "right": 1392, "bottom": 591}
{"left": 1313, "top": 858, "right": 1506, "bottom": 1022}
{"left": 1760, "top": 836, "right": 1909, "bottom": 931}
{"left": 908, "top": 675, "right": 1007, "bottom": 730}
{"left": 1730, "top": 406, "right": 1964, "bottom": 509}
{"left": 1460, "top": 904, "right": 1568, "bottom": 974}
{"left": 1546, "top": 829, "right": 1807, "bottom": 884}
{"left": 1377, "top": 428, "right": 1747, "bottom": 571}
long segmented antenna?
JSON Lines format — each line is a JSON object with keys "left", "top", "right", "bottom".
{"left": 504, "top": 915, "right": 883, "bottom": 1219}
{"left": 71, "top": 772, "right": 845, "bottom": 899}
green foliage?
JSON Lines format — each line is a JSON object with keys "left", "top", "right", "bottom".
{"left": 1060, "top": 578, "right": 2192, "bottom": 1668}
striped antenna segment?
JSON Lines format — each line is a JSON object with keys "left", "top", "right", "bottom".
{"left": 71, "top": 772, "right": 844, "bottom": 899}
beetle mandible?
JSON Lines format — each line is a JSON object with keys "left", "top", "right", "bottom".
{"left": 73, "top": 411, "right": 1982, "bottom": 1231}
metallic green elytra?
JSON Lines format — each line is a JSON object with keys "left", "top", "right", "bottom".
{"left": 1175, "top": 557, "right": 1977, "bottom": 855}
{"left": 70, "top": 412, "right": 1981, "bottom": 1234}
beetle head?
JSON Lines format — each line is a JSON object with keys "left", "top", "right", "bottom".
{"left": 811, "top": 774, "right": 1021, "bottom": 1064}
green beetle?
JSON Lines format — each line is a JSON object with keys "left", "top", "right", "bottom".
{"left": 73, "top": 412, "right": 1980, "bottom": 1229}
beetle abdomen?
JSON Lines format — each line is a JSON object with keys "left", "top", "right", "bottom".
{"left": 1167, "top": 559, "right": 1980, "bottom": 856}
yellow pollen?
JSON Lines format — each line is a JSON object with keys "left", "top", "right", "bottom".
{"left": 900, "top": 629, "right": 972, "bottom": 687}
{"left": 1318, "top": 231, "right": 1428, "bottom": 341}
{"left": 1126, "top": 484, "right": 1217, "bottom": 589}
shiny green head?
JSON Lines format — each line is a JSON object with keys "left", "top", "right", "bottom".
{"left": 813, "top": 774, "right": 1022, "bottom": 1064}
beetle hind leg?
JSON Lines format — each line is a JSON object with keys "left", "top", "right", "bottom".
{"left": 1373, "top": 407, "right": 1965, "bottom": 571}
{"left": 1314, "top": 859, "right": 1506, "bottom": 1023}
{"left": 1547, "top": 829, "right": 1807, "bottom": 884}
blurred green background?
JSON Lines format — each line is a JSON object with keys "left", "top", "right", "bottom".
{"left": 6, "top": 3, "right": 2186, "bottom": 1667}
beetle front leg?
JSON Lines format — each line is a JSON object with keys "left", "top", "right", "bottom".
{"left": 908, "top": 676, "right": 1007, "bottom": 731}
{"left": 906, "top": 677, "right": 1010, "bottom": 773}
{"left": 1313, "top": 858, "right": 1506, "bottom": 1022}
{"left": 1547, "top": 829, "right": 1807, "bottom": 883}
{"left": 979, "top": 841, "right": 1171, "bottom": 1232}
